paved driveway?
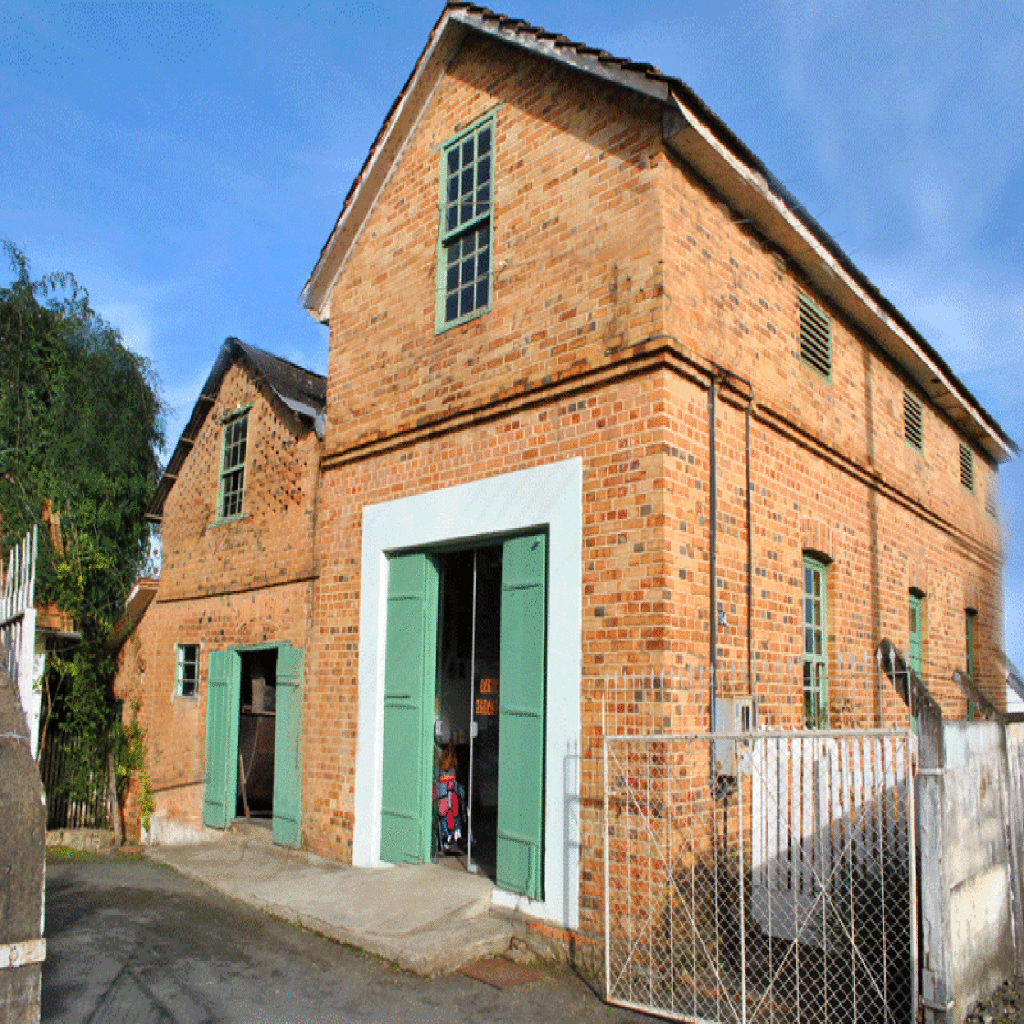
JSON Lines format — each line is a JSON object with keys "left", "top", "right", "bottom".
{"left": 43, "top": 854, "right": 644, "bottom": 1023}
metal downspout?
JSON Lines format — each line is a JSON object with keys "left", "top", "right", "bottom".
{"left": 746, "top": 398, "right": 753, "bottom": 695}
{"left": 709, "top": 375, "right": 718, "bottom": 789}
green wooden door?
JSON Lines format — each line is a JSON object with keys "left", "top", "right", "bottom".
{"left": 203, "top": 649, "right": 240, "bottom": 828}
{"left": 273, "top": 645, "right": 304, "bottom": 848}
{"left": 496, "top": 532, "right": 547, "bottom": 900}
{"left": 908, "top": 593, "right": 923, "bottom": 675}
{"left": 380, "top": 552, "right": 438, "bottom": 864}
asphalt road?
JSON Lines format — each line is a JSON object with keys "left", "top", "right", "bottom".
{"left": 43, "top": 854, "right": 645, "bottom": 1024}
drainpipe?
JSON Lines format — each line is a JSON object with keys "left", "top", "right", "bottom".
{"left": 746, "top": 398, "right": 753, "bottom": 696}
{"left": 709, "top": 374, "right": 718, "bottom": 737}
{"left": 709, "top": 374, "right": 719, "bottom": 799}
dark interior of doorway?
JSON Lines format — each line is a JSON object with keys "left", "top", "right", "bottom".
{"left": 436, "top": 545, "right": 502, "bottom": 881}
{"left": 236, "top": 649, "right": 278, "bottom": 819}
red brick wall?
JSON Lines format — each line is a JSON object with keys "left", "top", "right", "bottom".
{"left": 113, "top": 362, "right": 320, "bottom": 837}
{"left": 159, "top": 361, "right": 320, "bottom": 601}
{"left": 658, "top": 152, "right": 1004, "bottom": 714}
{"left": 324, "top": 34, "right": 666, "bottom": 459}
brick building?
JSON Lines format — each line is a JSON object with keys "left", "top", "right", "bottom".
{"left": 118, "top": 338, "right": 324, "bottom": 845}
{"left": 117, "top": 4, "right": 1015, "bottom": 941}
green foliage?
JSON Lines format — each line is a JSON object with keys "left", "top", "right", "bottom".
{"left": 1, "top": 241, "right": 163, "bottom": 792}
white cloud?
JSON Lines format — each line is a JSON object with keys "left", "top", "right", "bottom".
{"left": 96, "top": 301, "right": 155, "bottom": 360}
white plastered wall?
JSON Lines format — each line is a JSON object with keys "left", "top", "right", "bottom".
{"left": 353, "top": 458, "right": 583, "bottom": 929}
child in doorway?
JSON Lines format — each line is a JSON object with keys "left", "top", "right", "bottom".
{"left": 435, "top": 742, "right": 465, "bottom": 853}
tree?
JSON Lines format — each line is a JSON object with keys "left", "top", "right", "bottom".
{"left": 0, "top": 241, "right": 163, "bottom": 772}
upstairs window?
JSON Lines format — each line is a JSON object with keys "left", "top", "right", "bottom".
{"left": 436, "top": 115, "right": 494, "bottom": 332}
{"left": 802, "top": 556, "right": 829, "bottom": 728}
{"left": 959, "top": 442, "right": 974, "bottom": 492}
{"left": 219, "top": 410, "right": 248, "bottom": 518}
{"left": 176, "top": 643, "right": 199, "bottom": 697}
{"left": 904, "top": 390, "right": 923, "bottom": 451}
{"left": 799, "top": 292, "right": 832, "bottom": 379}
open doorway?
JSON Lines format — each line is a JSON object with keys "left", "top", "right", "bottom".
{"left": 379, "top": 532, "right": 547, "bottom": 899}
{"left": 435, "top": 544, "right": 502, "bottom": 881}
{"left": 236, "top": 648, "right": 278, "bottom": 820}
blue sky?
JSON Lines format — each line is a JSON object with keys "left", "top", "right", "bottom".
{"left": 2, "top": 1, "right": 1021, "bottom": 671}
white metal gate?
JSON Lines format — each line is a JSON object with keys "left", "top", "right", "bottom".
{"left": 604, "top": 728, "right": 916, "bottom": 1024}
{"left": 1, "top": 525, "right": 40, "bottom": 755}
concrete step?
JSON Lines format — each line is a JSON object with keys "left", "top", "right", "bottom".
{"left": 144, "top": 842, "right": 513, "bottom": 976}
{"left": 226, "top": 818, "right": 275, "bottom": 845}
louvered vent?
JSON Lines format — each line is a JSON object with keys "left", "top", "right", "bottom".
{"left": 799, "top": 293, "right": 832, "bottom": 378}
{"left": 904, "top": 391, "right": 923, "bottom": 451}
{"left": 959, "top": 442, "right": 974, "bottom": 491}
{"left": 986, "top": 487, "right": 997, "bottom": 517}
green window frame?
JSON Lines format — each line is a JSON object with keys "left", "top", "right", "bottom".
{"left": 176, "top": 643, "right": 199, "bottom": 697}
{"left": 798, "top": 292, "right": 832, "bottom": 380}
{"left": 908, "top": 591, "right": 923, "bottom": 676}
{"left": 218, "top": 410, "right": 248, "bottom": 519}
{"left": 435, "top": 114, "right": 494, "bottom": 332}
{"left": 802, "top": 556, "right": 828, "bottom": 728}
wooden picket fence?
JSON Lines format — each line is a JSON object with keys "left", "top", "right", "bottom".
{"left": 38, "top": 727, "right": 111, "bottom": 830}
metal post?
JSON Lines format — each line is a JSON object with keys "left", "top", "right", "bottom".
{"left": 603, "top": 702, "right": 611, "bottom": 1002}
{"left": 466, "top": 550, "right": 479, "bottom": 874}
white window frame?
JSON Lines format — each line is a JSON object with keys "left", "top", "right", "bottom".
{"left": 175, "top": 643, "right": 200, "bottom": 698}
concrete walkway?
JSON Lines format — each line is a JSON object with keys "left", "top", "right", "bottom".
{"left": 144, "top": 833, "right": 515, "bottom": 977}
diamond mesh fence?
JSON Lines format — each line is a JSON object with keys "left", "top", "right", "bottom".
{"left": 604, "top": 729, "right": 916, "bottom": 1024}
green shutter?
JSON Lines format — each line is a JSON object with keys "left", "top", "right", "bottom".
{"left": 273, "top": 645, "right": 304, "bottom": 848}
{"left": 497, "top": 532, "right": 547, "bottom": 900}
{"left": 380, "top": 552, "right": 438, "bottom": 864}
{"left": 203, "top": 649, "right": 239, "bottom": 829}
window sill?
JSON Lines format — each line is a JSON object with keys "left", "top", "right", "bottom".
{"left": 435, "top": 304, "right": 489, "bottom": 336}
{"left": 209, "top": 512, "right": 250, "bottom": 529}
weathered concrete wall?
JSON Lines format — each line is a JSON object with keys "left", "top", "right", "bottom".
{"left": 0, "top": 663, "right": 46, "bottom": 1023}
{"left": 943, "top": 721, "right": 1016, "bottom": 1023}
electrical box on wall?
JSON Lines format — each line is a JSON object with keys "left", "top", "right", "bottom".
{"left": 713, "top": 696, "right": 760, "bottom": 776}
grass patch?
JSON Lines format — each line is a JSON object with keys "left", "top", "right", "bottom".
{"left": 46, "top": 845, "right": 145, "bottom": 863}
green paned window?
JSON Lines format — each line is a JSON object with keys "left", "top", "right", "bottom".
{"left": 176, "top": 643, "right": 199, "bottom": 697}
{"left": 966, "top": 610, "right": 977, "bottom": 720}
{"left": 436, "top": 115, "right": 494, "bottom": 332}
{"left": 799, "top": 292, "right": 832, "bottom": 379}
{"left": 219, "top": 411, "right": 248, "bottom": 518}
{"left": 959, "top": 442, "right": 974, "bottom": 492}
{"left": 908, "top": 592, "right": 923, "bottom": 676}
{"left": 802, "top": 556, "right": 828, "bottom": 728}
{"left": 904, "top": 390, "right": 923, "bottom": 451}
